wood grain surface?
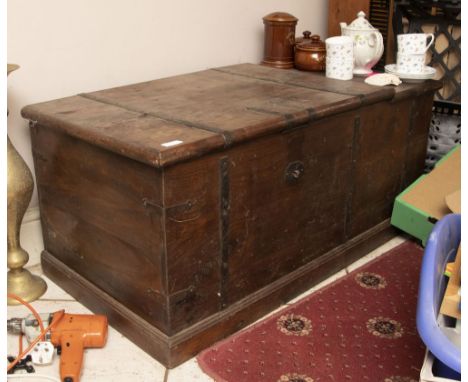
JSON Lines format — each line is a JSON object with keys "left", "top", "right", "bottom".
{"left": 23, "top": 64, "right": 440, "bottom": 168}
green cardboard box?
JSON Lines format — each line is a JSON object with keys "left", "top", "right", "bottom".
{"left": 391, "top": 145, "right": 460, "bottom": 246}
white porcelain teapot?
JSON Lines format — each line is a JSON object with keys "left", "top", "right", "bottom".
{"left": 340, "top": 11, "right": 384, "bottom": 76}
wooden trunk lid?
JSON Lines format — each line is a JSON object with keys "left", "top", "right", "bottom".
{"left": 22, "top": 64, "right": 440, "bottom": 168}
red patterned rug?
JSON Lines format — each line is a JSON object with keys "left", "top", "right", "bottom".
{"left": 198, "top": 241, "right": 425, "bottom": 382}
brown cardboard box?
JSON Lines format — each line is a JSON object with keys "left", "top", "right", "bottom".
{"left": 391, "top": 146, "right": 460, "bottom": 245}
{"left": 401, "top": 147, "right": 460, "bottom": 220}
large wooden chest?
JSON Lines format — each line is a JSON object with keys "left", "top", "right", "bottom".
{"left": 22, "top": 64, "right": 440, "bottom": 367}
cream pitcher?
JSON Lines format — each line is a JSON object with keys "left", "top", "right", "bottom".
{"left": 340, "top": 11, "right": 384, "bottom": 76}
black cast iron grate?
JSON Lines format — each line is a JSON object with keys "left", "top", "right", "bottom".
{"left": 393, "top": 0, "right": 461, "bottom": 102}
{"left": 425, "top": 100, "right": 461, "bottom": 172}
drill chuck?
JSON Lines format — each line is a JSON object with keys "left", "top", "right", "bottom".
{"left": 7, "top": 318, "right": 23, "bottom": 335}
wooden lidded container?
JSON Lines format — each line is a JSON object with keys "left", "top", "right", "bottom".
{"left": 21, "top": 63, "right": 440, "bottom": 368}
{"left": 295, "top": 33, "right": 326, "bottom": 72}
{"left": 262, "top": 12, "right": 298, "bottom": 69}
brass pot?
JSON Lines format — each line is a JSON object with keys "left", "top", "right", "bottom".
{"left": 294, "top": 33, "right": 326, "bottom": 72}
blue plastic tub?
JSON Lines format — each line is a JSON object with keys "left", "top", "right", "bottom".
{"left": 416, "top": 213, "right": 461, "bottom": 377}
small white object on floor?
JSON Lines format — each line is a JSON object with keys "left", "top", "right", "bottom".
{"left": 31, "top": 341, "right": 55, "bottom": 365}
{"left": 364, "top": 73, "right": 402, "bottom": 86}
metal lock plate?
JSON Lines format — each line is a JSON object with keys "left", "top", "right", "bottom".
{"left": 285, "top": 161, "right": 305, "bottom": 183}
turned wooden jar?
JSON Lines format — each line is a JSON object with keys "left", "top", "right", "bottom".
{"left": 262, "top": 12, "right": 298, "bottom": 69}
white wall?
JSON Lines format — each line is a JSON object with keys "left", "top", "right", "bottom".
{"left": 8, "top": 0, "right": 327, "bottom": 210}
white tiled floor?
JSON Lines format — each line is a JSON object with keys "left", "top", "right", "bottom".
{"left": 7, "top": 235, "right": 406, "bottom": 382}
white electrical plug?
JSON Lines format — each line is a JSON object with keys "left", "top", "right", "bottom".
{"left": 30, "top": 341, "right": 55, "bottom": 365}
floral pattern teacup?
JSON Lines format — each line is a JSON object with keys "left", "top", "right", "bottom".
{"left": 396, "top": 53, "right": 426, "bottom": 74}
{"left": 397, "top": 33, "right": 434, "bottom": 54}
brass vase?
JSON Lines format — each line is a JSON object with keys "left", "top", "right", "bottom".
{"left": 7, "top": 63, "right": 47, "bottom": 304}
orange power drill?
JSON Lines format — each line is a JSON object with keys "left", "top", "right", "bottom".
{"left": 8, "top": 312, "right": 108, "bottom": 382}
{"left": 50, "top": 312, "right": 108, "bottom": 382}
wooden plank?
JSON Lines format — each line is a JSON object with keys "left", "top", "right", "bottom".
{"left": 327, "top": 0, "right": 370, "bottom": 38}
{"left": 347, "top": 100, "right": 411, "bottom": 238}
{"left": 22, "top": 64, "right": 441, "bottom": 168}
{"left": 163, "top": 155, "right": 223, "bottom": 334}
{"left": 31, "top": 124, "right": 169, "bottom": 331}
{"left": 401, "top": 93, "right": 435, "bottom": 189}
{"left": 84, "top": 67, "right": 359, "bottom": 144}
{"left": 23, "top": 95, "right": 224, "bottom": 168}
{"left": 225, "top": 113, "right": 354, "bottom": 303}
{"left": 215, "top": 64, "right": 394, "bottom": 99}
{"left": 42, "top": 220, "right": 396, "bottom": 368}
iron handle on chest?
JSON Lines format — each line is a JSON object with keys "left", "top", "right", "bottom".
{"left": 285, "top": 161, "right": 305, "bottom": 183}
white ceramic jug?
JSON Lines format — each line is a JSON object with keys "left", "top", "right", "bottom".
{"left": 340, "top": 11, "right": 384, "bottom": 76}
